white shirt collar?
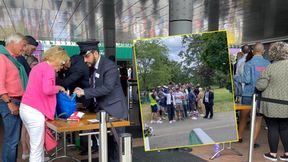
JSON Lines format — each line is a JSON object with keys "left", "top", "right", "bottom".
{"left": 94, "top": 55, "right": 101, "bottom": 70}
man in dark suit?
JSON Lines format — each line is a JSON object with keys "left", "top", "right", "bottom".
{"left": 74, "top": 41, "right": 128, "bottom": 162}
{"left": 57, "top": 54, "right": 90, "bottom": 94}
{"left": 56, "top": 54, "right": 95, "bottom": 155}
{"left": 203, "top": 86, "right": 214, "bottom": 119}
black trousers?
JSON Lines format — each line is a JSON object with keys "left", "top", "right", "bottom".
{"left": 204, "top": 104, "right": 213, "bottom": 118}
{"left": 108, "top": 127, "right": 125, "bottom": 162}
{"left": 264, "top": 116, "right": 288, "bottom": 153}
{"left": 167, "top": 104, "right": 175, "bottom": 121}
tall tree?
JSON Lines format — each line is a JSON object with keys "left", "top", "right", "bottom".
{"left": 200, "top": 32, "right": 230, "bottom": 75}
{"left": 168, "top": 60, "right": 193, "bottom": 84}
{"left": 179, "top": 31, "right": 231, "bottom": 88}
{"left": 135, "top": 39, "right": 171, "bottom": 91}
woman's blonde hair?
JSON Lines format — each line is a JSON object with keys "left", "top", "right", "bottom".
{"left": 43, "top": 46, "right": 69, "bottom": 65}
{"left": 269, "top": 42, "right": 288, "bottom": 61}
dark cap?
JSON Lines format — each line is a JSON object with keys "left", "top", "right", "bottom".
{"left": 25, "top": 35, "right": 38, "bottom": 47}
{"left": 76, "top": 41, "right": 99, "bottom": 55}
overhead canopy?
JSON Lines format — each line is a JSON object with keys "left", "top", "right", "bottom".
{"left": 60, "top": 45, "right": 132, "bottom": 61}
{"left": 1, "top": 0, "right": 288, "bottom": 45}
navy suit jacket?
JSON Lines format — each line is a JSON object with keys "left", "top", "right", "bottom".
{"left": 203, "top": 90, "right": 214, "bottom": 106}
{"left": 84, "top": 56, "right": 128, "bottom": 119}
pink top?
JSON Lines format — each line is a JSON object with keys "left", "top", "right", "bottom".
{"left": 21, "top": 62, "right": 59, "bottom": 120}
{"left": 0, "top": 53, "right": 24, "bottom": 96}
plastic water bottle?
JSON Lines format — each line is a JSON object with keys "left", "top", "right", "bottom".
{"left": 213, "top": 143, "right": 221, "bottom": 158}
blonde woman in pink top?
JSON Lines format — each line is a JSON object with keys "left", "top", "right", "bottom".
{"left": 19, "top": 46, "right": 69, "bottom": 162}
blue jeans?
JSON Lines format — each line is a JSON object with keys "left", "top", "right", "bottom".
{"left": 241, "top": 96, "right": 252, "bottom": 105}
{"left": 0, "top": 99, "right": 21, "bottom": 162}
{"left": 242, "top": 96, "right": 262, "bottom": 116}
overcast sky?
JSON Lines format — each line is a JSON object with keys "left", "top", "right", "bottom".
{"left": 160, "top": 35, "right": 187, "bottom": 62}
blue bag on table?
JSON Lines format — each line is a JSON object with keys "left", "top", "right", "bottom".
{"left": 56, "top": 92, "right": 77, "bottom": 119}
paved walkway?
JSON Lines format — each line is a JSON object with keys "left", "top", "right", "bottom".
{"left": 191, "top": 121, "right": 284, "bottom": 162}
{"left": 146, "top": 111, "right": 237, "bottom": 150}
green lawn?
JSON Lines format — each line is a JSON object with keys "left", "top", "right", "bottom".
{"left": 213, "top": 87, "right": 234, "bottom": 112}
{"left": 140, "top": 104, "right": 152, "bottom": 123}
{"left": 140, "top": 87, "right": 234, "bottom": 122}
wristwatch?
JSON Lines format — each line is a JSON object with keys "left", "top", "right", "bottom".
{"left": 5, "top": 99, "right": 12, "bottom": 103}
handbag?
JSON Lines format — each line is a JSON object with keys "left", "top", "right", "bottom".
{"left": 44, "top": 124, "right": 57, "bottom": 151}
{"left": 56, "top": 92, "right": 77, "bottom": 119}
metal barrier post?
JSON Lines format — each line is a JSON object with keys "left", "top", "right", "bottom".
{"left": 119, "top": 133, "right": 132, "bottom": 162}
{"left": 99, "top": 111, "right": 108, "bottom": 162}
{"left": 88, "top": 134, "right": 92, "bottom": 162}
{"left": 127, "top": 81, "right": 130, "bottom": 109}
{"left": 248, "top": 94, "right": 257, "bottom": 162}
{"left": 55, "top": 132, "right": 58, "bottom": 157}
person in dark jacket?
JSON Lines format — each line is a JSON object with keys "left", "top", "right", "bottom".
{"left": 188, "top": 89, "right": 196, "bottom": 110}
{"left": 57, "top": 55, "right": 90, "bottom": 93}
{"left": 56, "top": 54, "right": 95, "bottom": 155}
{"left": 16, "top": 35, "right": 38, "bottom": 160}
{"left": 17, "top": 35, "right": 38, "bottom": 75}
{"left": 74, "top": 41, "right": 128, "bottom": 162}
{"left": 203, "top": 86, "right": 214, "bottom": 119}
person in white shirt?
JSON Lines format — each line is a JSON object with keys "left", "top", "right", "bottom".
{"left": 174, "top": 88, "right": 185, "bottom": 120}
{"left": 162, "top": 89, "right": 176, "bottom": 123}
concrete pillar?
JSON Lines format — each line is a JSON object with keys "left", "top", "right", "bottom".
{"left": 208, "top": 0, "right": 219, "bottom": 31}
{"left": 103, "top": 0, "right": 116, "bottom": 61}
{"left": 88, "top": 0, "right": 96, "bottom": 39}
{"left": 169, "top": 0, "right": 193, "bottom": 35}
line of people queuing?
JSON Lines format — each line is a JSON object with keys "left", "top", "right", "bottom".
{"left": 0, "top": 33, "right": 68, "bottom": 162}
{"left": 0, "top": 33, "right": 127, "bottom": 162}
{"left": 233, "top": 42, "right": 288, "bottom": 161}
{"left": 148, "top": 83, "right": 214, "bottom": 124}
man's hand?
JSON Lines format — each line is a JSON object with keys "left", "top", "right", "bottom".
{"left": 74, "top": 87, "right": 85, "bottom": 97}
{"left": 8, "top": 102, "right": 19, "bottom": 116}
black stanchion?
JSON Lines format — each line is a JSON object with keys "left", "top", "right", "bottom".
{"left": 247, "top": 94, "right": 288, "bottom": 162}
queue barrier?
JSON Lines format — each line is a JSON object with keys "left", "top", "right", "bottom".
{"left": 248, "top": 94, "right": 288, "bottom": 162}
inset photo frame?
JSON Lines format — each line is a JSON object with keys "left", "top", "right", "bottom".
{"left": 133, "top": 30, "right": 238, "bottom": 151}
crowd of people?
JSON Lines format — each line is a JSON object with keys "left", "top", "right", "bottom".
{"left": 0, "top": 33, "right": 127, "bottom": 162}
{"left": 1, "top": 32, "right": 288, "bottom": 162}
{"left": 148, "top": 83, "right": 214, "bottom": 124}
{"left": 233, "top": 42, "right": 288, "bottom": 161}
